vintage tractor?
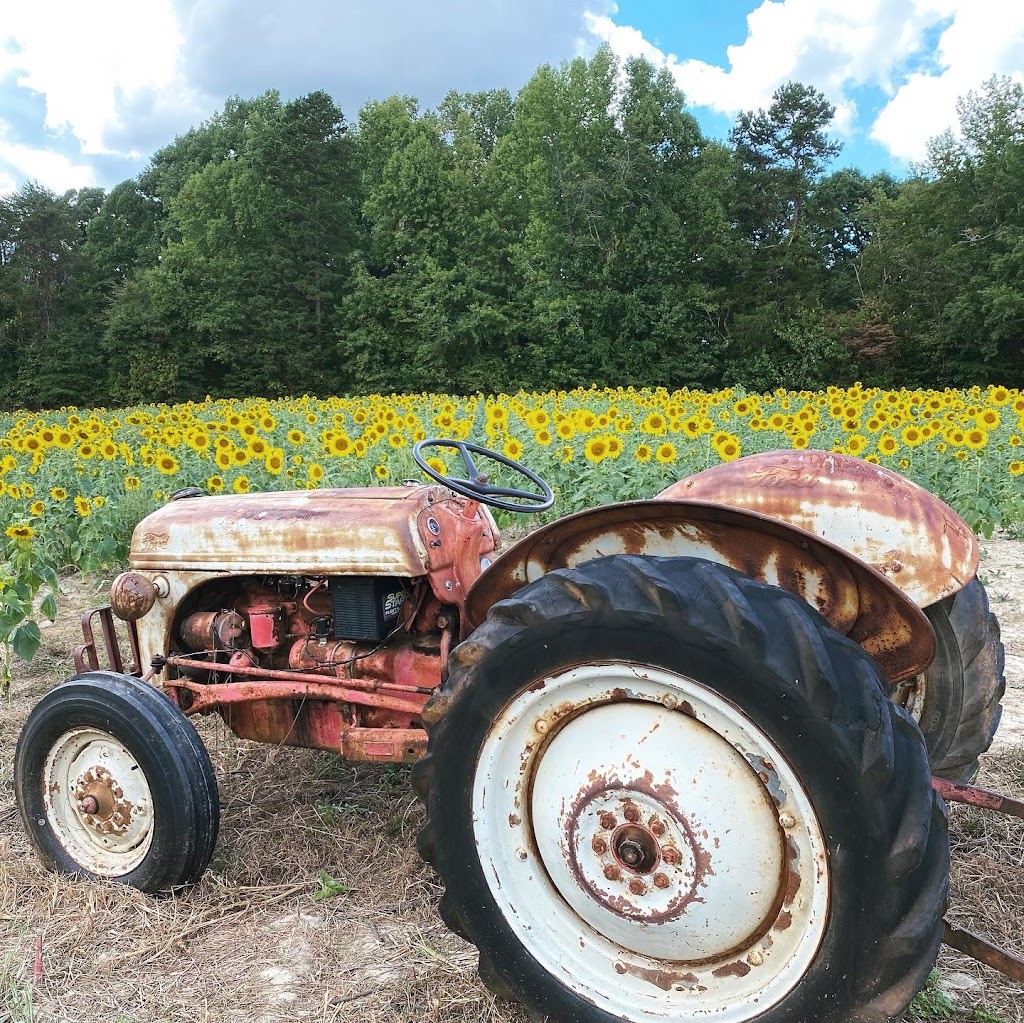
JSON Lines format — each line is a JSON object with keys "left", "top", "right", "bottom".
{"left": 13, "top": 442, "right": 1023, "bottom": 1022}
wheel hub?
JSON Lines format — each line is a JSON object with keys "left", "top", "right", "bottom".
{"left": 564, "top": 789, "right": 701, "bottom": 924}
{"left": 43, "top": 727, "right": 154, "bottom": 875}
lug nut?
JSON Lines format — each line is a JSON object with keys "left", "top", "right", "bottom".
{"left": 79, "top": 796, "right": 99, "bottom": 815}
{"left": 603, "top": 864, "right": 621, "bottom": 881}
{"left": 779, "top": 812, "right": 796, "bottom": 830}
{"left": 599, "top": 812, "right": 617, "bottom": 830}
{"left": 591, "top": 836, "right": 608, "bottom": 855}
{"left": 662, "top": 847, "right": 681, "bottom": 865}
{"left": 653, "top": 872, "right": 670, "bottom": 889}
{"left": 747, "top": 948, "right": 765, "bottom": 967}
{"left": 623, "top": 805, "right": 640, "bottom": 823}
{"left": 649, "top": 818, "right": 665, "bottom": 837}
{"left": 628, "top": 878, "right": 646, "bottom": 896}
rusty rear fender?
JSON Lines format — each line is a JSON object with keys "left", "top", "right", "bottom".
{"left": 658, "top": 451, "right": 978, "bottom": 608}
{"left": 464, "top": 500, "right": 935, "bottom": 685}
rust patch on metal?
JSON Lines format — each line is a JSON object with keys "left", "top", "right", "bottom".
{"left": 564, "top": 770, "right": 713, "bottom": 924}
{"left": 109, "top": 572, "right": 158, "bottom": 622}
{"left": 943, "top": 921, "right": 1024, "bottom": 982}
{"left": 658, "top": 451, "right": 978, "bottom": 608}
{"left": 73, "top": 765, "right": 136, "bottom": 834}
{"left": 614, "top": 961, "right": 703, "bottom": 991}
{"left": 509, "top": 813, "right": 521, "bottom": 827}
{"left": 128, "top": 486, "right": 453, "bottom": 578}
{"left": 932, "top": 777, "right": 1024, "bottom": 819}
{"left": 463, "top": 498, "right": 934, "bottom": 683}
{"left": 774, "top": 910, "right": 793, "bottom": 931}
{"left": 712, "top": 960, "right": 752, "bottom": 979}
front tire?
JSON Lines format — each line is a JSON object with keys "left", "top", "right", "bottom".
{"left": 414, "top": 556, "right": 948, "bottom": 1023}
{"left": 15, "top": 671, "right": 220, "bottom": 893}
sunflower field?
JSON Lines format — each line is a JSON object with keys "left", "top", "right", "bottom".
{"left": 1, "top": 383, "right": 1023, "bottom": 576}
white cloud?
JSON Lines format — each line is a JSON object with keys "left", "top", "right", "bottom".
{"left": 1, "top": 0, "right": 608, "bottom": 193}
{"left": 586, "top": 0, "right": 1024, "bottom": 163}
{"left": 0, "top": 0, "right": 194, "bottom": 157}
{"left": 870, "top": 4, "right": 1024, "bottom": 160}
{"left": 0, "top": 135, "right": 96, "bottom": 192}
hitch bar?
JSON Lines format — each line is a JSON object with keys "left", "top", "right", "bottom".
{"left": 933, "top": 776, "right": 1024, "bottom": 982}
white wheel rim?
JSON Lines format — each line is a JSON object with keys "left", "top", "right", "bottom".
{"left": 473, "top": 663, "right": 829, "bottom": 1021}
{"left": 43, "top": 726, "right": 155, "bottom": 876}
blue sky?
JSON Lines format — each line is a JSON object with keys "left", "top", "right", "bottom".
{"left": 2, "top": 0, "right": 1023, "bottom": 195}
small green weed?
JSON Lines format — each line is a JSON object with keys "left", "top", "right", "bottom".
{"left": 909, "top": 970, "right": 955, "bottom": 1020}
{"left": 311, "top": 868, "right": 348, "bottom": 901}
{"left": 0, "top": 957, "right": 43, "bottom": 1023}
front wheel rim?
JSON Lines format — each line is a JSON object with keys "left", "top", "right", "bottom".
{"left": 43, "top": 726, "right": 155, "bottom": 876}
{"left": 472, "top": 663, "right": 830, "bottom": 1022}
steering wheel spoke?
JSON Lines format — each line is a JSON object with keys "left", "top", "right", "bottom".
{"left": 413, "top": 440, "right": 554, "bottom": 514}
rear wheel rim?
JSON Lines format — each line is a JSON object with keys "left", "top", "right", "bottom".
{"left": 43, "top": 726, "right": 154, "bottom": 876}
{"left": 472, "top": 662, "right": 829, "bottom": 1022}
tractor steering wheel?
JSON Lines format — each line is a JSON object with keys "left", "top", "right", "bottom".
{"left": 413, "top": 439, "right": 554, "bottom": 514}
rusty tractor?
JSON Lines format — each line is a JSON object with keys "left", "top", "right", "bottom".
{"left": 14, "top": 442, "right": 1023, "bottom": 1022}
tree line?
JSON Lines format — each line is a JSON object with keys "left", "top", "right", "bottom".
{"left": 1, "top": 49, "right": 1022, "bottom": 411}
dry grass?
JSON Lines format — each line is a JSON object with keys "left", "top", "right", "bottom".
{"left": 1, "top": 571, "right": 1022, "bottom": 1023}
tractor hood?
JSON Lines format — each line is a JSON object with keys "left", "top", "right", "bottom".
{"left": 128, "top": 486, "right": 451, "bottom": 576}
{"left": 658, "top": 450, "right": 978, "bottom": 608}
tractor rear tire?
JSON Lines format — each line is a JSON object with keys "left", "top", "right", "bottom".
{"left": 15, "top": 671, "right": 220, "bottom": 893}
{"left": 414, "top": 555, "right": 949, "bottom": 1023}
{"left": 904, "top": 579, "right": 1005, "bottom": 783}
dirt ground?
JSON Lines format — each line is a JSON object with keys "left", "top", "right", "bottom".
{"left": 1, "top": 540, "right": 1023, "bottom": 1023}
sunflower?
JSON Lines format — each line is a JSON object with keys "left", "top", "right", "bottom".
{"left": 535, "top": 428, "right": 552, "bottom": 446}
{"left": 207, "top": 475, "right": 224, "bottom": 493}
{"left": 504, "top": 438, "right": 524, "bottom": 460}
{"left": 635, "top": 444, "right": 653, "bottom": 463}
{"left": 642, "top": 413, "right": 667, "bottom": 435}
{"left": 964, "top": 428, "right": 988, "bottom": 450}
{"left": 5, "top": 523, "right": 33, "bottom": 541}
{"left": 374, "top": 464, "right": 390, "bottom": 480}
{"left": 655, "top": 442, "right": 676, "bottom": 464}
{"left": 388, "top": 433, "right": 406, "bottom": 450}
{"left": 265, "top": 452, "right": 284, "bottom": 475}
{"left": 29, "top": 500, "right": 45, "bottom": 516}
{"left": 717, "top": 436, "right": 741, "bottom": 461}
{"left": 877, "top": 435, "right": 899, "bottom": 456}
{"left": 308, "top": 463, "right": 325, "bottom": 481}
{"left": 426, "top": 456, "right": 448, "bottom": 475}
{"left": 978, "top": 408, "right": 1000, "bottom": 430}
{"left": 156, "top": 453, "right": 180, "bottom": 475}
{"left": 584, "top": 436, "right": 608, "bottom": 463}
{"left": 50, "top": 487, "right": 68, "bottom": 502}
{"left": 901, "top": 426, "right": 924, "bottom": 448}
{"left": 233, "top": 476, "right": 251, "bottom": 493}
{"left": 187, "top": 431, "right": 211, "bottom": 453}
{"left": 74, "top": 496, "right": 92, "bottom": 517}
{"left": 1010, "top": 461, "right": 1024, "bottom": 476}
{"left": 287, "top": 429, "right": 305, "bottom": 445}
{"left": 329, "top": 435, "right": 353, "bottom": 456}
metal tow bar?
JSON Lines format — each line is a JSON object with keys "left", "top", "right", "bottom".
{"left": 932, "top": 776, "right": 1024, "bottom": 983}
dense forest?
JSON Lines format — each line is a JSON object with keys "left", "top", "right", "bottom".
{"left": 1, "top": 49, "right": 1022, "bottom": 411}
